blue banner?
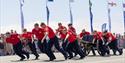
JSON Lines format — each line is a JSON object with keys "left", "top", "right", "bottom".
{"left": 108, "top": 8, "right": 111, "bottom": 32}
{"left": 48, "top": 0, "right": 53, "bottom": 2}
{"left": 69, "top": 0, "right": 74, "bottom": 2}
{"left": 69, "top": 4, "right": 73, "bottom": 24}
{"left": 46, "top": 5, "right": 50, "bottom": 25}
{"left": 124, "top": 11, "right": 125, "bottom": 32}
{"left": 123, "top": 3, "right": 125, "bottom": 32}
{"left": 19, "top": 0, "right": 24, "bottom": 31}
{"left": 69, "top": 0, "right": 73, "bottom": 24}
{"left": 89, "top": 0, "right": 93, "bottom": 32}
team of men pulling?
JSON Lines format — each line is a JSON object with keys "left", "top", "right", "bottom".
{"left": 5, "top": 22, "right": 123, "bottom": 61}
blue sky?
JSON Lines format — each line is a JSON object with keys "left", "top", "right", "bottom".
{"left": 0, "top": 0, "right": 125, "bottom": 34}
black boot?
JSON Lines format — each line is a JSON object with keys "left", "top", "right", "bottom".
{"left": 64, "top": 54, "right": 68, "bottom": 60}
{"left": 119, "top": 49, "right": 123, "bottom": 55}
{"left": 20, "top": 57, "right": 25, "bottom": 61}
{"left": 35, "top": 55, "right": 39, "bottom": 60}
{"left": 79, "top": 56, "right": 85, "bottom": 59}
{"left": 49, "top": 57, "right": 56, "bottom": 61}
{"left": 25, "top": 53, "right": 30, "bottom": 59}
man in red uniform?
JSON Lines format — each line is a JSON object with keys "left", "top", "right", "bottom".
{"left": 68, "top": 23, "right": 76, "bottom": 35}
{"left": 32, "top": 23, "right": 47, "bottom": 53}
{"left": 56, "top": 23, "right": 67, "bottom": 35}
{"left": 40, "top": 23, "right": 68, "bottom": 61}
{"left": 63, "top": 29, "right": 85, "bottom": 59}
{"left": 5, "top": 32, "right": 29, "bottom": 61}
{"left": 21, "top": 29, "right": 39, "bottom": 60}
{"left": 56, "top": 23, "right": 68, "bottom": 51}
{"left": 68, "top": 23, "right": 79, "bottom": 56}
{"left": 103, "top": 30, "right": 123, "bottom": 55}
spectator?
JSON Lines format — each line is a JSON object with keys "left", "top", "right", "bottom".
{"left": 123, "top": 34, "right": 125, "bottom": 48}
{"left": 4, "top": 33, "right": 14, "bottom": 55}
{"left": 0, "top": 34, "right": 5, "bottom": 56}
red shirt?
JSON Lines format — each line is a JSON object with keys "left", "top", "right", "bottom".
{"left": 67, "top": 31, "right": 77, "bottom": 43}
{"left": 32, "top": 28, "right": 45, "bottom": 40}
{"left": 79, "top": 32, "right": 90, "bottom": 38}
{"left": 93, "top": 32, "right": 102, "bottom": 40}
{"left": 60, "top": 33, "right": 67, "bottom": 40}
{"left": 56, "top": 26, "right": 67, "bottom": 34}
{"left": 6, "top": 34, "right": 20, "bottom": 45}
{"left": 68, "top": 27, "right": 76, "bottom": 33}
{"left": 22, "top": 32, "right": 32, "bottom": 41}
{"left": 56, "top": 26, "right": 67, "bottom": 39}
{"left": 11, "top": 33, "right": 19, "bottom": 38}
{"left": 6, "top": 37, "right": 12, "bottom": 44}
{"left": 44, "top": 26, "right": 56, "bottom": 39}
{"left": 105, "top": 32, "right": 116, "bottom": 42}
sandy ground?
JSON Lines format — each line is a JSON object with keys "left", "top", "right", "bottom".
{"left": 0, "top": 50, "right": 125, "bottom": 63}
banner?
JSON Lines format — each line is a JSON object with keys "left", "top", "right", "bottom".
{"left": 19, "top": 0, "right": 24, "bottom": 31}
{"left": 89, "top": 0, "right": 93, "bottom": 32}
{"left": 123, "top": 3, "right": 125, "bottom": 32}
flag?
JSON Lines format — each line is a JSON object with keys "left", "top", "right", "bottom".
{"left": 108, "top": 2, "right": 117, "bottom": 7}
{"left": 123, "top": 3, "right": 125, "bottom": 8}
{"left": 89, "top": 0, "right": 93, "bottom": 32}
{"left": 102, "top": 23, "right": 107, "bottom": 32}
{"left": 20, "top": 0, "right": 24, "bottom": 6}
{"left": 46, "top": 0, "right": 53, "bottom": 25}
{"left": 107, "top": 1, "right": 117, "bottom": 32}
{"left": 19, "top": 0, "right": 24, "bottom": 31}
{"left": 48, "top": 0, "right": 53, "bottom": 2}
{"left": 69, "top": 0, "right": 74, "bottom": 2}
{"left": 46, "top": 5, "right": 50, "bottom": 25}
{"left": 108, "top": 8, "right": 111, "bottom": 32}
{"left": 69, "top": 5, "right": 73, "bottom": 24}
{"left": 69, "top": 0, "right": 73, "bottom": 24}
{"left": 123, "top": 3, "right": 125, "bottom": 32}
{"left": 123, "top": 11, "right": 125, "bottom": 32}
